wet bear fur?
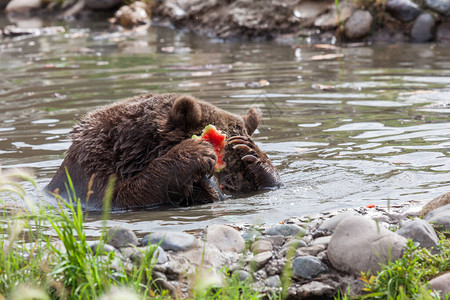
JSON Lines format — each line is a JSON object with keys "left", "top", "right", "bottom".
{"left": 47, "top": 93, "right": 281, "bottom": 210}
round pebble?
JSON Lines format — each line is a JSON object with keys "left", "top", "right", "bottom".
{"left": 141, "top": 231, "right": 197, "bottom": 251}
{"left": 266, "top": 224, "right": 306, "bottom": 237}
{"left": 292, "top": 256, "right": 328, "bottom": 279}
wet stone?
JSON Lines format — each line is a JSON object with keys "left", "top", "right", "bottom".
{"left": 251, "top": 240, "right": 273, "bottom": 254}
{"left": 141, "top": 231, "right": 197, "bottom": 251}
{"left": 344, "top": 10, "right": 373, "bottom": 39}
{"left": 410, "top": 13, "right": 436, "bottom": 42}
{"left": 292, "top": 256, "right": 328, "bottom": 279}
{"left": 314, "top": 2, "right": 354, "bottom": 29}
{"left": 5, "top": 0, "right": 42, "bottom": 14}
{"left": 106, "top": 226, "right": 138, "bottom": 248}
{"left": 266, "top": 224, "right": 306, "bottom": 237}
{"left": 424, "top": 0, "right": 450, "bottom": 14}
{"left": 386, "top": 0, "right": 421, "bottom": 22}
{"left": 206, "top": 224, "right": 245, "bottom": 253}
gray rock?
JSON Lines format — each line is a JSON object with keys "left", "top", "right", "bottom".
{"left": 206, "top": 224, "right": 245, "bottom": 253}
{"left": 428, "top": 210, "right": 450, "bottom": 230}
{"left": 344, "top": 10, "right": 373, "bottom": 39}
{"left": 429, "top": 272, "right": 450, "bottom": 299}
{"left": 327, "top": 216, "right": 408, "bottom": 275}
{"left": 314, "top": 2, "right": 354, "bottom": 29}
{"left": 386, "top": 0, "right": 421, "bottom": 22}
{"left": 262, "top": 235, "right": 285, "bottom": 247}
{"left": 242, "top": 228, "right": 262, "bottom": 242}
{"left": 5, "top": 0, "right": 42, "bottom": 14}
{"left": 85, "top": 0, "right": 121, "bottom": 10}
{"left": 437, "top": 22, "right": 450, "bottom": 42}
{"left": 141, "top": 231, "right": 197, "bottom": 251}
{"left": 296, "top": 244, "right": 327, "bottom": 257}
{"left": 410, "top": 13, "right": 436, "bottom": 42}
{"left": 234, "top": 270, "right": 252, "bottom": 282}
{"left": 106, "top": 227, "right": 138, "bottom": 248}
{"left": 296, "top": 281, "right": 336, "bottom": 298}
{"left": 397, "top": 219, "right": 439, "bottom": 252}
{"left": 249, "top": 251, "right": 272, "bottom": 269}
{"left": 122, "top": 246, "right": 168, "bottom": 264}
{"left": 292, "top": 256, "right": 328, "bottom": 279}
{"left": 251, "top": 240, "right": 273, "bottom": 254}
{"left": 89, "top": 242, "right": 119, "bottom": 256}
{"left": 168, "top": 244, "right": 233, "bottom": 273}
{"left": 266, "top": 224, "right": 306, "bottom": 237}
{"left": 424, "top": 0, "right": 450, "bottom": 14}
{"left": 318, "top": 211, "right": 359, "bottom": 232}
{"left": 422, "top": 191, "right": 450, "bottom": 216}
{"left": 284, "top": 239, "right": 307, "bottom": 249}
{"left": 294, "top": 1, "right": 329, "bottom": 20}
{"left": 265, "top": 275, "right": 281, "bottom": 288}
{"left": 424, "top": 204, "right": 450, "bottom": 221}
{"left": 311, "top": 236, "right": 332, "bottom": 246}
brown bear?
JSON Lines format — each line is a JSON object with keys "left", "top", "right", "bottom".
{"left": 47, "top": 93, "right": 282, "bottom": 210}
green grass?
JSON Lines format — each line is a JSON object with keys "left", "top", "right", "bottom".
{"left": 0, "top": 169, "right": 166, "bottom": 299}
{"left": 0, "top": 169, "right": 271, "bottom": 300}
{"left": 345, "top": 235, "right": 450, "bottom": 300}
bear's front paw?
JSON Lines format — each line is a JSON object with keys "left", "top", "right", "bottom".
{"left": 175, "top": 139, "right": 217, "bottom": 175}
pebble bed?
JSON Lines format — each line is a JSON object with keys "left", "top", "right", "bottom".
{"left": 79, "top": 192, "right": 450, "bottom": 299}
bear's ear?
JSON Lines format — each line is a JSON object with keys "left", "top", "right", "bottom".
{"left": 242, "top": 107, "right": 261, "bottom": 136}
{"left": 171, "top": 95, "right": 202, "bottom": 129}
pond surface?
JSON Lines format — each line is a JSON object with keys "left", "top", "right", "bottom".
{"left": 1, "top": 18, "right": 449, "bottom": 236}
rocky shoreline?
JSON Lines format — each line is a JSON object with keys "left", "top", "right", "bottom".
{"left": 3, "top": 0, "right": 450, "bottom": 43}
{"left": 75, "top": 192, "right": 449, "bottom": 299}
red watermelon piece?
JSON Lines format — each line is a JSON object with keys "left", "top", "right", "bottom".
{"left": 192, "top": 124, "right": 227, "bottom": 172}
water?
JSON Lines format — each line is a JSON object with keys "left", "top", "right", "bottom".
{"left": 1, "top": 19, "right": 449, "bottom": 236}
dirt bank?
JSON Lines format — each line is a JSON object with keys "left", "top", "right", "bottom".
{"left": 150, "top": 0, "right": 450, "bottom": 43}
{"left": 3, "top": 0, "right": 450, "bottom": 43}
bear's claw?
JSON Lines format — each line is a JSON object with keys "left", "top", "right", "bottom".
{"left": 241, "top": 154, "right": 258, "bottom": 162}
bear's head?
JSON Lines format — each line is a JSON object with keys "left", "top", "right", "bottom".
{"left": 170, "top": 95, "right": 282, "bottom": 195}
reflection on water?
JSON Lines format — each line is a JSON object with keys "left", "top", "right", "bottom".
{"left": 0, "top": 19, "right": 449, "bottom": 235}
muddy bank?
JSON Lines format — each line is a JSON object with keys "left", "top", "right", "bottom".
{"left": 3, "top": 0, "right": 450, "bottom": 43}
